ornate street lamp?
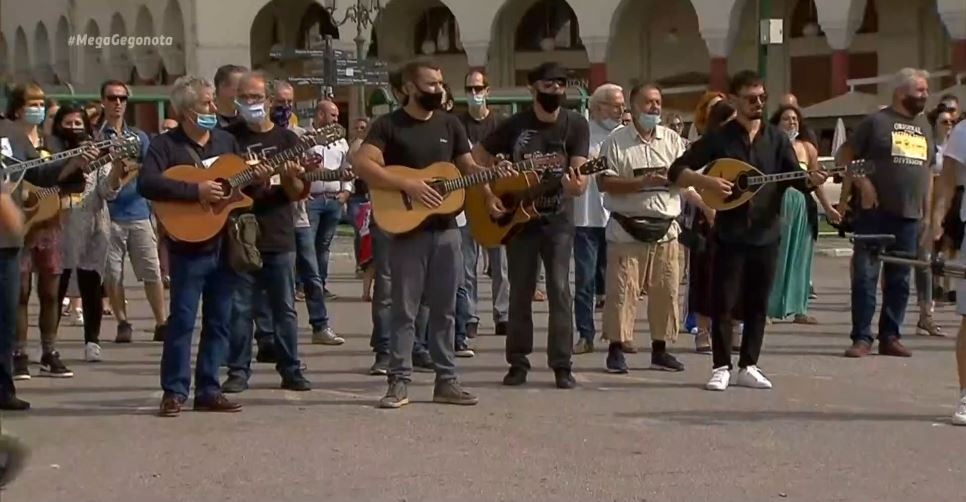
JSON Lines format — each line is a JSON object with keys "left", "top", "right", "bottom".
{"left": 324, "top": 0, "right": 384, "bottom": 117}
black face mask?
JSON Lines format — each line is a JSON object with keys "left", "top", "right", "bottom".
{"left": 414, "top": 90, "right": 444, "bottom": 111}
{"left": 536, "top": 91, "right": 563, "bottom": 113}
{"left": 64, "top": 127, "right": 88, "bottom": 147}
{"left": 902, "top": 95, "right": 927, "bottom": 115}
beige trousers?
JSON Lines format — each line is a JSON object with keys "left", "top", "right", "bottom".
{"left": 602, "top": 239, "right": 681, "bottom": 344}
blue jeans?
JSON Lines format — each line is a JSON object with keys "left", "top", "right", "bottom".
{"left": 294, "top": 226, "right": 329, "bottom": 330}
{"left": 850, "top": 209, "right": 920, "bottom": 342}
{"left": 306, "top": 196, "right": 343, "bottom": 290}
{"left": 455, "top": 225, "right": 479, "bottom": 346}
{"left": 369, "top": 225, "right": 429, "bottom": 356}
{"left": 0, "top": 248, "right": 20, "bottom": 399}
{"left": 573, "top": 226, "right": 606, "bottom": 342}
{"left": 346, "top": 194, "right": 368, "bottom": 266}
{"left": 162, "top": 248, "right": 236, "bottom": 399}
{"left": 227, "top": 252, "right": 301, "bottom": 381}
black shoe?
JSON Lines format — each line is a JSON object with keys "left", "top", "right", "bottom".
{"left": 466, "top": 322, "right": 478, "bottom": 339}
{"left": 455, "top": 341, "right": 475, "bottom": 358}
{"left": 494, "top": 321, "right": 508, "bottom": 336}
{"left": 12, "top": 353, "right": 29, "bottom": 381}
{"left": 605, "top": 343, "right": 628, "bottom": 374}
{"left": 222, "top": 374, "right": 249, "bottom": 394}
{"left": 153, "top": 323, "right": 167, "bottom": 342}
{"left": 255, "top": 343, "right": 278, "bottom": 364}
{"left": 281, "top": 373, "right": 312, "bottom": 391}
{"left": 115, "top": 321, "right": 133, "bottom": 343}
{"left": 651, "top": 351, "right": 684, "bottom": 372}
{"left": 554, "top": 368, "right": 577, "bottom": 389}
{"left": 0, "top": 395, "right": 30, "bottom": 411}
{"left": 502, "top": 367, "right": 527, "bottom": 386}
{"left": 413, "top": 353, "right": 435, "bottom": 373}
{"left": 40, "top": 351, "right": 74, "bottom": 378}
{"left": 378, "top": 380, "right": 409, "bottom": 409}
{"left": 369, "top": 353, "right": 389, "bottom": 375}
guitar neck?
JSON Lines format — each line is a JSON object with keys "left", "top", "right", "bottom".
{"left": 227, "top": 141, "right": 317, "bottom": 189}
{"left": 748, "top": 163, "right": 846, "bottom": 186}
{"left": 302, "top": 168, "right": 344, "bottom": 183}
{"left": 436, "top": 157, "right": 544, "bottom": 193}
{"left": 1, "top": 138, "right": 118, "bottom": 176}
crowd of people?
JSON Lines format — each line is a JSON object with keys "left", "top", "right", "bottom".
{"left": 1, "top": 58, "right": 965, "bottom": 426}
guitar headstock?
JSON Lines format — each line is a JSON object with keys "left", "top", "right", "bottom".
{"left": 579, "top": 156, "right": 609, "bottom": 176}
{"left": 309, "top": 124, "right": 346, "bottom": 148}
{"left": 111, "top": 134, "right": 142, "bottom": 160}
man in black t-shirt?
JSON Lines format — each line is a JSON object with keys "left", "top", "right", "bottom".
{"left": 214, "top": 64, "right": 246, "bottom": 129}
{"left": 354, "top": 58, "right": 493, "bottom": 409}
{"left": 221, "top": 72, "right": 311, "bottom": 394}
{"left": 474, "top": 62, "right": 590, "bottom": 389}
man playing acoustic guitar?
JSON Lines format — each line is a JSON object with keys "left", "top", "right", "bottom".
{"left": 668, "top": 71, "right": 827, "bottom": 392}
{"left": 353, "top": 58, "right": 498, "bottom": 409}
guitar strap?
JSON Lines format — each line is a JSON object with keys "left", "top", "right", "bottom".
{"left": 181, "top": 143, "right": 205, "bottom": 169}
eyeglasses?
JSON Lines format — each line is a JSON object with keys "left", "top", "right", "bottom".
{"left": 465, "top": 85, "right": 487, "bottom": 93}
{"left": 939, "top": 119, "right": 955, "bottom": 126}
{"left": 105, "top": 95, "right": 128, "bottom": 103}
{"left": 740, "top": 93, "right": 767, "bottom": 104}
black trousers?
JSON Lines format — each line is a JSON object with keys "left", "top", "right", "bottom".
{"left": 505, "top": 216, "right": 574, "bottom": 371}
{"left": 57, "top": 268, "right": 103, "bottom": 344}
{"left": 710, "top": 238, "right": 780, "bottom": 369}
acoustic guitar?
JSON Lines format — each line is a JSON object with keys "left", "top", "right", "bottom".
{"left": 369, "top": 153, "right": 563, "bottom": 235}
{"left": 699, "top": 158, "right": 873, "bottom": 211}
{"left": 466, "top": 156, "right": 609, "bottom": 247}
{"left": 152, "top": 124, "right": 344, "bottom": 243}
{"left": 19, "top": 135, "right": 143, "bottom": 234}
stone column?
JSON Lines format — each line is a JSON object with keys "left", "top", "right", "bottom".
{"left": 815, "top": 0, "right": 866, "bottom": 96}
{"left": 583, "top": 36, "right": 609, "bottom": 91}
{"left": 690, "top": 0, "right": 745, "bottom": 91}
{"left": 462, "top": 40, "right": 489, "bottom": 75}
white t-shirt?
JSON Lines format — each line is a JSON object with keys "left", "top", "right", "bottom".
{"left": 942, "top": 120, "right": 966, "bottom": 221}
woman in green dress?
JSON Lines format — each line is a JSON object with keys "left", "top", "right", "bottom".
{"left": 767, "top": 105, "right": 840, "bottom": 323}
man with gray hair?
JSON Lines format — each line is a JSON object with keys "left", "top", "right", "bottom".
{"left": 839, "top": 67, "right": 933, "bottom": 358}
{"left": 138, "top": 75, "right": 247, "bottom": 417}
{"left": 573, "top": 82, "right": 623, "bottom": 355}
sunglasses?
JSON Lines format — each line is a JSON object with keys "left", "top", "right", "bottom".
{"left": 465, "top": 85, "right": 487, "bottom": 93}
{"left": 105, "top": 95, "right": 128, "bottom": 103}
{"left": 939, "top": 120, "right": 955, "bottom": 126}
{"left": 740, "top": 93, "right": 767, "bottom": 105}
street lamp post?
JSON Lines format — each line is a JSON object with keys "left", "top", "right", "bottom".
{"left": 325, "top": 0, "right": 384, "bottom": 119}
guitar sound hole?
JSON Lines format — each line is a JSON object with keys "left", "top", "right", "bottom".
{"left": 428, "top": 178, "right": 447, "bottom": 195}
{"left": 22, "top": 193, "right": 39, "bottom": 209}
{"left": 491, "top": 195, "right": 516, "bottom": 226}
{"left": 734, "top": 173, "right": 749, "bottom": 192}
{"left": 214, "top": 178, "right": 232, "bottom": 195}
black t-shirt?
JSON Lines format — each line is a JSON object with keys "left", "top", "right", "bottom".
{"left": 217, "top": 113, "right": 244, "bottom": 130}
{"left": 226, "top": 123, "right": 298, "bottom": 253}
{"left": 480, "top": 109, "right": 590, "bottom": 223}
{"left": 457, "top": 111, "right": 500, "bottom": 147}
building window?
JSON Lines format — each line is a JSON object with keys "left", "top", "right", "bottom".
{"left": 515, "top": 0, "right": 583, "bottom": 52}
{"left": 414, "top": 6, "right": 464, "bottom": 55}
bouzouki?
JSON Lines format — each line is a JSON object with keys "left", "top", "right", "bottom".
{"left": 466, "top": 156, "right": 610, "bottom": 247}
{"left": 699, "top": 158, "right": 874, "bottom": 211}
{"left": 369, "top": 153, "right": 563, "bottom": 235}
{"left": 0, "top": 133, "right": 138, "bottom": 178}
{"left": 19, "top": 135, "right": 143, "bottom": 234}
{"left": 152, "top": 124, "right": 345, "bottom": 243}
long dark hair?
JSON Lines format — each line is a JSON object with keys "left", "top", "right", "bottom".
{"left": 51, "top": 103, "right": 93, "bottom": 149}
{"left": 769, "top": 104, "right": 815, "bottom": 147}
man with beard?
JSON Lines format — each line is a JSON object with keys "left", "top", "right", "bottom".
{"left": 668, "top": 70, "right": 826, "bottom": 391}
{"left": 839, "top": 68, "right": 934, "bottom": 358}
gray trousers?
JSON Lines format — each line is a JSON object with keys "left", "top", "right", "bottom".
{"left": 505, "top": 218, "right": 574, "bottom": 371}
{"left": 487, "top": 246, "right": 509, "bottom": 324}
{"left": 389, "top": 227, "right": 461, "bottom": 383}
{"left": 370, "top": 226, "right": 429, "bottom": 355}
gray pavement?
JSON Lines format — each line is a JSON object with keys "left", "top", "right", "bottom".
{"left": 2, "top": 235, "right": 963, "bottom": 502}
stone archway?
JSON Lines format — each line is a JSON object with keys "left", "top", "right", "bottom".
{"left": 33, "top": 22, "right": 55, "bottom": 84}
{"left": 81, "top": 19, "right": 106, "bottom": 84}
{"left": 133, "top": 5, "right": 163, "bottom": 81}
{"left": 14, "top": 26, "right": 30, "bottom": 82}
{"left": 53, "top": 16, "right": 71, "bottom": 84}
{"left": 106, "top": 13, "right": 134, "bottom": 82}
{"left": 0, "top": 33, "right": 8, "bottom": 82}
{"left": 160, "top": 0, "right": 186, "bottom": 78}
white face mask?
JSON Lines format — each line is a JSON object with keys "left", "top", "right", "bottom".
{"left": 469, "top": 94, "right": 485, "bottom": 107}
{"left": 236, "top": 100, "right": 266, "bottom": 124}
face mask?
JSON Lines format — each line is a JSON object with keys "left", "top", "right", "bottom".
{"left": 195, "top": 112, "right": 218, "bottom": 130}
{"left": 271, "top": 104, "right": 293, "bottom": 128}
{"left": 536, "top": 91, "right": 563, "bottom": 113}
{"left": 413, "top": 89, "right": 443, "bottom": 111}
{"left": 599, "top": 118, "right": 619, "bottom": 131}
{"left": 236, "top": 100, "right": 266, "bottom": 124}
{"left": 638, "top": 113, "right": 661, "bottom": 130}
{"left": 785, "top": 128, "right": 799, "bottom": 141}
{"left": 23, "top": 106, "right": 46, "bottom": 125}
{"left": 902, "top": 95, "right": 927, "bottom": 115}
{"left": 65, "top": 127, "right": 88, "bottom": 146}
{"left": 469, "top": 94, "right": 486, "bottom": 108}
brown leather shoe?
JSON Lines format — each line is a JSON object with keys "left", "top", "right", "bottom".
{"left": 159, "top": 393, "right": 184, "bottom": 417}
{"left": 193, "top": 393, "right": 243, "bottom": 413}
{"left": 878, "top": 336, "right": 912, "bottom": 357}
{"left": 620, "top": 342, "right": 638, "bottom": 354}
{"left": 844, "top": 340, "right": 872, "bottom": 358}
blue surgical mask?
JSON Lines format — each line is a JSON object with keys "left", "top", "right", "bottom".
{"left": 469, "top": 94, "right": 485, "bottom": 107}
{"left": 638, "top": 113, "right": 661, "bottom": 130}
{"left": 195, "top": 112, "right": 218, "bottom": 130}
{"left": 600, "top": 118, "right": 619, "bottom": 131}
{"left": 23, "top": 106, "right": 46, "bottom": 125}
{"left": 236, "top": 100, "right": 266, "bottom": 124}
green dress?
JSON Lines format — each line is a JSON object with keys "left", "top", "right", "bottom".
{"left": 767, "top": 161, "right": 813, "bottom": 318}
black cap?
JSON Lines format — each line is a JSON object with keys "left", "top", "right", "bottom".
{"left": 527, "top": 62, "right": 568, "bottom": 85}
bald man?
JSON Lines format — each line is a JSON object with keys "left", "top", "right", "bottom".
{"left": 160, "top": 118, "right": 178, "bottom": 134}
{"left": 780, "top": 93, "right": 798, "bottom": 108}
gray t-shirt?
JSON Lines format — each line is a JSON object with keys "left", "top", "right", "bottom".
{"left": 848, "top": 107, "right": 933, "bottom": 219}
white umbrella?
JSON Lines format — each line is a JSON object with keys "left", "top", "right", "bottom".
{"left": 831, "top": 117, "right": 847, "bottom": 158}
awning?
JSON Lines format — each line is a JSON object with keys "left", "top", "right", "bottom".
{"left": 802, "top": 91, "right": 883, "bottom": 119}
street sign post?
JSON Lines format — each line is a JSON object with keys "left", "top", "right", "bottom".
{"left": 270, "top": 36, "right": 388, "bottom": 104}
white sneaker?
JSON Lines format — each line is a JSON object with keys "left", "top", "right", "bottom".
{"left": 73, "top": 308, "right": 84, "bottom": 326}
{"left": 736, "top": 365, "right": 773, "bottom": 389}
{"left": 84, "top": 342, "right": 102, "bottom": 362}
{"left": 705, "top": 366, "right": 731, "bottom": 391}
{"left": 953, "top": 397, "right": 966, "bottom": 426}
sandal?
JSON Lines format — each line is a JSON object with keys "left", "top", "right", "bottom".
{"left": 916, "top": 317, "right": 946, "bottom": 337}
{"left": 792, "top": 314, "right": 818, "bottom": 325}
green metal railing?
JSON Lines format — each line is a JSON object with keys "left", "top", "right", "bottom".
{"left": 368, "top": 86, "right": 591, "bottom": 116}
